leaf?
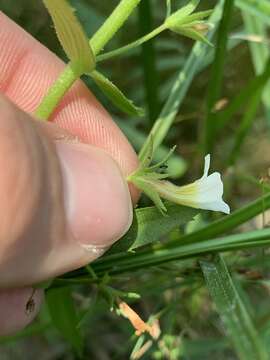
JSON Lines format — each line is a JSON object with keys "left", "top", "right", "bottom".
{"left": 200, "top": 254, "right": 268, "bottom": 360}
{"left": 90, "top": 70, "right": 144, "bottom": 116}
{"left": 46, "top": 287, "right": 83, "bottom": 357}
{"left": 108, "top": 203, "right": 197, "bottom": 254}
{"left": 242, "top": 11, "right": 270, "bottom": 122}
{"left": 236, "top": 0, "right": 270, "bottom": 27}
{"left": 43, "top": 0, "right": 95, "bottom": 74}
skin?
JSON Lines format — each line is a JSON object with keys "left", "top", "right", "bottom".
{"left": 0, "top": 11, "right": 139, "bottom": 336}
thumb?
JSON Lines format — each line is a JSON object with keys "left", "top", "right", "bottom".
{"left": 0, "top": 94, "right": 133, "bottom": 287}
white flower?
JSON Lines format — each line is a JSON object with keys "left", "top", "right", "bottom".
{"left": 148, "top": 154, "right": 230, "bottom": 214}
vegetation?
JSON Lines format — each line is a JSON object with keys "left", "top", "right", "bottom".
{"left": 1, "top": 0, "right": 270, "bottom": 359}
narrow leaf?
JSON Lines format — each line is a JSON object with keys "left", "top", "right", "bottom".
{"left": 46, "top": 287, "right": 83, "bottom": 356}
{"left": 108, "top": 203, "right": 197, "bottom": 253}
{"left": 90, "top": 70, "right": 144, "bottom": 116}
{"left": 43, "top": 0, "right": 95, "bottom": 73}
{"left": 236, "top": 0, "right": 270, "bottom": 27}
{"left": 201, "top": 254, "right": 268, "bottom": 360}
{"left": 242, "top": 11, "right": 270, "bottom": 122}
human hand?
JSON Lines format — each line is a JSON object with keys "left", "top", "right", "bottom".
{"left": 0, "top": 12, "right": 138, "bottom": 336}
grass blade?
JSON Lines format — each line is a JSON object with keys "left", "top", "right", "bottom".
{"left": 203, "top": 0, "right": 235, "bottom": 153}
{"left": 227, "top": 86, "right": 263, "bottom": 165}
{"left": 46, "top": 287, "right": 83, "bottom": 356}
{"left": 201, "top": 254, "right": 268, "bottom": 360}
{"left": 216, "top": 63, "right": 270, "bottom": 132}
{"left": 227, "top": 58, "right": 270, "bottom": 165}
{"left": 236, "top": 0, "right": 270, "bottom": 27}
{"left": 242, "top": 11, "right": 270, "bottom": 122}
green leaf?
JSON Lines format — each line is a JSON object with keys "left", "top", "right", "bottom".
{"left": 225, "top": 59, "right": 270, "bottom": 165}
{"left": 90, "top": 70, "right": 144, "bottom": 116}
{"left": 46, "top": 287, "right": 83, "bottom": 356}
{"left": 242, "top": 11, "right": 270, "bottom": 122}
{"left": 109, "top": 203, "right": 197, "bottom": 253}
{"left": 201, "top": 254, "right": 268, "bottom": 360}
{"left": 43, "top": 0, "right": 95, "bottom": 74}
{"left": 236, "top": 0, "right": 270, "bottom": 27}
{"left": 216, "top": 62, "right": 270, "bottom": 132}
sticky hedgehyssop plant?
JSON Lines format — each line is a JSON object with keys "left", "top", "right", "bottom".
{"left": 38, "top": 0, "right": 228, "bottom": 215}
{"left": 5, "top": 0, "right": 270, "bottom": 359}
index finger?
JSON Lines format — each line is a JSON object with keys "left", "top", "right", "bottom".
{"left": 0, "top": 11, "right": 139, "bottom": 196}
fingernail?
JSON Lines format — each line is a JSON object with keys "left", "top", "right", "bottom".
{"left": 56, "top": 142, "right": 133, "bottom": 247}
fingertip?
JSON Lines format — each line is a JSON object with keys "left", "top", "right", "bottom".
{"left": 56, "top": 142, "right": 133, "bottom": 247}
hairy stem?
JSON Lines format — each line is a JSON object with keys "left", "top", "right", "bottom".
{"left": 34, "top": 63, "right": 79, "bottom": 120}
{"left": 90, "top": 0, "right": 142, "bottom": 55}
{"left": 36, "top": 0, "right": 142, "bottom": 121}
{"left": 96, "top": 24, "right": 167, "bottom": 62}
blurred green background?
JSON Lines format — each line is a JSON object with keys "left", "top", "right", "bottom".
{"left": 1, "top": 0, "right": 270, "bottom": 359}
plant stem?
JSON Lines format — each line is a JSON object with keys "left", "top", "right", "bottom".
{"left": 139, "top": 1, "right": 225, "bottom": 162}
{"left": 90, "top": 0, "right": 142, "bottom": 55}
{"left": 36, "top": 0, "right": 142, "bottom": 121}
{"left": 34, "top": 63, "right": 80, "bottom": 120}
{"left": 138, "top": 0, "right": 161, "bottom": 127}
{"left": 96, "top": 24, "right": 167, "bottom": 62}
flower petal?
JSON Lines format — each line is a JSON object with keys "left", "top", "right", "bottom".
{"left": 202, "top": 154, "right": 211, "bottom": 178}
{"left": 148, "top": 155, "right": 230, "bottom": 214}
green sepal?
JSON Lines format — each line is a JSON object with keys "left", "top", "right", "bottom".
{"left": 171, "top": 25, "right": 213, "bottom": 46}
{"left": 128, "top": 146, "right": 178, "bottom": 215}
{"left": 90, "top": 70, "right": 144, "bottom": 117}
{"left": 132, "top": 176, "right": 167, "bottom": 215}
{"left": 165, "top": 0, "right": 200, "bottom": 27}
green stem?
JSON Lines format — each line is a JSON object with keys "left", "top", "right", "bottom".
{"left": 36, "top": 0, "right": 142, "bottom": 121}
{"left": 138, "top": 0, "right": 161, "bottom": 127}
{"left": 90, "top": 0, "right": 142, "bottom": 55}
{"left": 139, "top": 1, "right": 224, "bottom": 162}
{"left": 34, "top": 64, "right": 79, "bottom": 120}
{"left": 96, "top": 24, "right": 167, "bottom": 62}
